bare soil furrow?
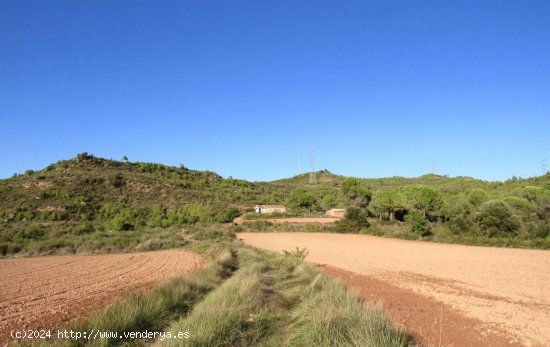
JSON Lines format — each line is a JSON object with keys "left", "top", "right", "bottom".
{"left": 0, "top": 249, "right": 204, "bottom": 342}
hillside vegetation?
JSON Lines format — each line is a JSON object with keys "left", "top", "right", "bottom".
{"left": 1, "top": 153, "right": 550, "bottom": 256}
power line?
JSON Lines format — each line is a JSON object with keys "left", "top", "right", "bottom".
{"left": 431, "top": 161, "right": 438, "bottom": 175}
{"left": 308, "top": 148, "right": 317, "bottom": 184}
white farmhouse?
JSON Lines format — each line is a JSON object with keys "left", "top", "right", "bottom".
{"left": 254, "top": 204, "right": 287, "bottom": 214}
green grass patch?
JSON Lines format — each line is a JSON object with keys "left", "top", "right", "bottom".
{"left": 158, "top": 245, "right": 409, "bottom": 347}
{"left": 288, "top": 275, "right": 409, "bottom": 346}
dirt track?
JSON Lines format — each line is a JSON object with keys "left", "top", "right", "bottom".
{"left": 0, "top": 249, "right": 204, "bottom": 340}
{"left": 234, "top": 216, "right": 341, "bottom": 225}
{"left": 238, "top": 232, "right": 550, "bottom": 346}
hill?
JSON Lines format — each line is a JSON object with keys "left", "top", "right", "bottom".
{"left": 1, "top": 153, "right": 550, "bottom": 256}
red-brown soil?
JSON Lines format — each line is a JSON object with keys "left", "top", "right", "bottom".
{"left": 321, "top": 265, "right": 521, "bottom": 347}
{"left": 0, "top": 249, "right": 205, "bottom": 342}
{"left": 238, "top": 232, "right": 550, "bottom": 346}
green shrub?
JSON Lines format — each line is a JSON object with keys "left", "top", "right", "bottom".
{"left": 215, "top": 207, "right": 241, "bottom": 223}
{"left": 243, "top": 220, "right": 274, "bottom": 231}
{"left": 341, "top": 178, "right": 372, "bottom": 208}
{"left": 448, "top": 213, "right": 476, "bottom": 234}
{"left": 334, "top": 207, "right": 370, "bottom": 232}
{"left": 468, "top": 189, "right": 488, "bottom": 207}
{"left": 106, "top": 217, "right": 134, "bottom": 231}
{"left": 76, "top": 222, "right": 95, "bottom": 235}
{"left": 76, "top": 152, "right": 92, "bottom": 161}
{"left": 475, "top": 200, "right": 520, "bottom": 237}
{"left": 147, "top": 205, "right": 167, "bottom": 227}
{"left": 360, "top": 226, "right": 384, "bottom": 237}
{"left": 14, "top": 226, "right": 46, "bottom": 241}
{"left": 0, "top": 243, "right": 8, "bottom": 256}
{"left": 405, "top": 210, "right": 430, "bottom": 236}
{"left": 521, "top": 220, "right": 549, "bottom": 239}
{"left": 287, "top": 189, "right": 316, "bottom": 211}
{"left": 346, "top": 207, "right": 369, "bottom": 224}
{"left": 503, "top": 196, "right": 536, "bottom": 214}
{"left": 109, "top": 173, "right": 125, "bottom": 189}
{"left": 282, "top": 247, "right": 309, "bottom": 260}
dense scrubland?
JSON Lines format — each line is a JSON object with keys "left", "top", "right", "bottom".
{"left": 1, "top": 153, "right": 549, "bottom": 256}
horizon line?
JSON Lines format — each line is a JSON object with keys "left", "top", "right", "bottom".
{"left": 2, "top": 153, "right": 548, "bottom": 184}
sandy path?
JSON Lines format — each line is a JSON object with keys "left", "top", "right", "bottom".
{"left": 234, "top": 217, "right": 341, "bottom": 225}
{"left": 238, "top": 232, "right": 550, "bottom": 346}
{"left": 0, "top": 249, "right": 205, "bottom": 341}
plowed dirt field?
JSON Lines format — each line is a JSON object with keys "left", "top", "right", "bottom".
{"left": 0, "top": 249, "right": 204, "bottom": 341}
{"left": 238, "top": 232, "right": 550, "bottom": 346}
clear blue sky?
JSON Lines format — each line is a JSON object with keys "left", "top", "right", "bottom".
{"left": 1, "top": 1, "right": 549, "bottom": 181}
